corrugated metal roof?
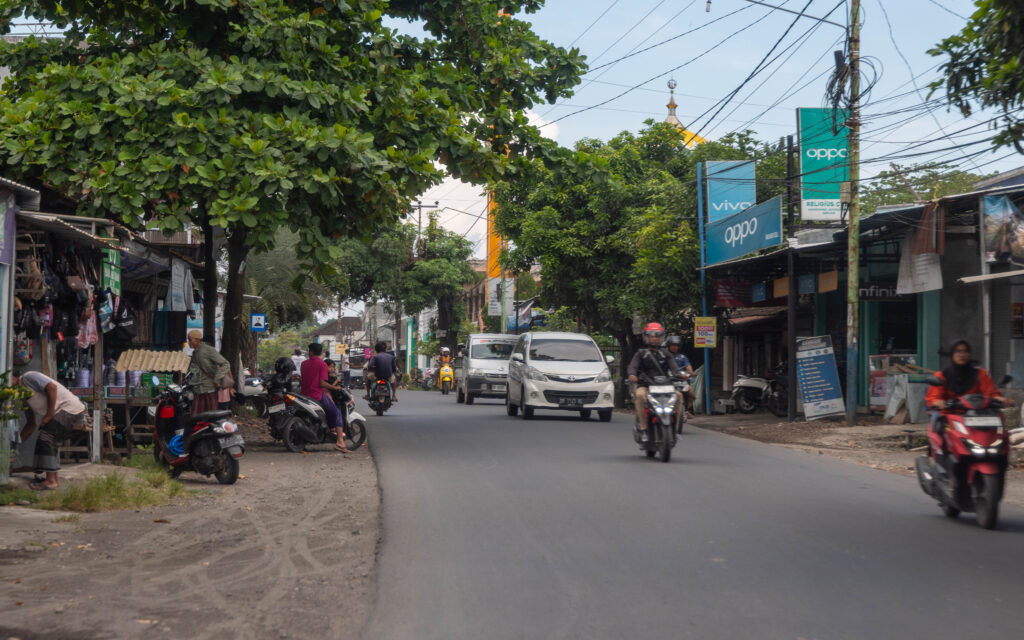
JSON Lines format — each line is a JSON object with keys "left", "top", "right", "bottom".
{"left": 0, "top": 176, "right": 41, "bottom": 210}
{"left": 115, "top": 349, "right": 191, "bottom": 373}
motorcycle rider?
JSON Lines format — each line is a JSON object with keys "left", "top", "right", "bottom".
{"left": 627, "top": 322, "right": 683, "bottom": 442}
{"left": 926, "top": 340, "right": 1009, "bottom": 432}
{"left": 366, "top": 341, "right": 399, "bottom": 403}
{"left": 666, "top": 335, "right": 694, "bottom": 415}
{"left": 300, "top": 343, "right": 354, "bottom": 451}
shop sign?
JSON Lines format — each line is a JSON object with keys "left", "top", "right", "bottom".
{"left": 751, "top": 282, "right": 768, "bottom": 303}
{"left": 795, "top": 335, "right": 845, "bottom": 420}
{"left": 694, "top": 316, "right": 717, "bottom": 348}
{"left": 859, "top": 282, "right": 907, "bottom": 300}
{"left": 334, "top": 343, "right": 348, "bottom": 355}
{"left": 715, "top": 280, "right": 751, "bottom": 307}
{"left": 706, "top": 160, "right": 756, "bottom": 223}
{"left": 705, "top": 195, "right": 783, "bottom": 266}
{"left": 103, "top": 248, "right": 121, "bottom": 296}
{"left": 798, "top": 274, "right": 817, "bottom": 294}
{"left": 818, "top": 270, "right": 838, "bottom": 292}
{"left": 773, "top": 277, "right": 788, "bottom": 298}
{"left": 798, "top": 108, "right": 849, "bottom": 221}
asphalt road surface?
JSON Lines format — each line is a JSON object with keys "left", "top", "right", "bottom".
{"left": 364, "top": 391, "right": 1024, "bottom": 640}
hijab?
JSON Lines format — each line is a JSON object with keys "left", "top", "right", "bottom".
{"left": 942, "top": 340, "right": 978, "bottom": 395}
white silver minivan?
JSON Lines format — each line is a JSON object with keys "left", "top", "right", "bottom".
{"left": 506, "top": 331, "right": 615, "bottom": 421}
{"left": 455, "top": 333, "right": 518, "bottom": 404}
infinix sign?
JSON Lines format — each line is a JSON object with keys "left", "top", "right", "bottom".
{"left": 706, "top": 160, "right": 756, "bottom": 223}
{"left": 798, "top": 107, "right": 849, "bottom": 221}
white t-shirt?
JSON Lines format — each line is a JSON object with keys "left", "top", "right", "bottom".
{"left": 20, "top": 371, "right": 86, "bottom": 419}
{"left": 340, "top": 355, "right": 350, "bottom": 372}
{"left": 291, "top": 354, "right": 306, "bottom": 372}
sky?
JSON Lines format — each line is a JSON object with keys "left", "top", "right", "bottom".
{"left": 412, "top": 0, "right": 1018, "bottom": 258}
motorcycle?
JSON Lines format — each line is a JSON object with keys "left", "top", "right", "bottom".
{"left": 265, "top": 373, "right": 365, "bottom": 452}
{"left": 635, "top": 375, "right": 679, "bottom": 462}
{"left": 674, "top": 372, "right": 692, "bottom": 434}
{"left": 731, "top": 362, "right": 787, "bottom": 417}
{"left": 368, "top": 378, "right": 393, "bottom": 416}
{"left": 235, "top": 376, "right": 268, "bottom": 417}
{"left": 438, "top": 363, "right": 454, "bottom": 395}
{"left": 150, "top": 377, "right": 245, "bottom": 484}
{"left": 915, "top": 376, "right": 1011, "bottom": 529}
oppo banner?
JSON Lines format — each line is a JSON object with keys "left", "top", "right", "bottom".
{"left": 706, "top": 160, "right": 756, "bottom": 223}
{"left": 705, "top": 196, "right": 783, "bottom": 266}
{"left": 798, "top": 107, "right": 849, "bottom": 221}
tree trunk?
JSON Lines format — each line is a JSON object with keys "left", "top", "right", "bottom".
{"left": 220, "top": 227, "right": 249, "bottom": 382}
{"left": 202, "top": 216, "right": 217, "bottom": 339}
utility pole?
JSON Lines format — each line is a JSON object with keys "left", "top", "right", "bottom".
{"left": 786, "top": 135, "right": 798, "bottom": 422}
{"left": 845, "top": 0, "right": 861, "bottom": 427}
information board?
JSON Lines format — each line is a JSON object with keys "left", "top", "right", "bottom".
{"left": 694, "top": 316, "right": 717, "bottom": 348}
{"left": 795, "top": 335, "right": 845, "bottom": 420}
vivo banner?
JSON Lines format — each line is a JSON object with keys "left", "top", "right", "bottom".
{"left": 798, "top": 107, "right": 849, "bottom": 221}
{"left": 706, "top": 160, "right": 756, "bottom": 223}
{"left": 705, "top": 196, "right": 783, "bottom": 266}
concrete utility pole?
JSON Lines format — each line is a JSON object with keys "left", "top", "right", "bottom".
{"left": 845, "top": 0, "right": 861, "bottom": 427}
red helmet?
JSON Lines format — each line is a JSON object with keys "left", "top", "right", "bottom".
{"left": 642, "top": 322, "right": 665, "bottom": 346}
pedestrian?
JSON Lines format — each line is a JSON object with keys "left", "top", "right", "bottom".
{"left": 12, "top": 369, "right": 89, "bottom": 491}
{"left": 187, "top": 330, "right": 233, "bottom": 414}
{"left": 291, "top": 348, "right": 306, "bottom": 373}
{"left": 340, "top": 352, "right": 351, "bottom": 389}
{"left": 301, "top": 344, "right": 354, "bottom": 451}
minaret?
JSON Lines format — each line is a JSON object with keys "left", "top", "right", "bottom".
{"left": 663, "top": 78, "right": 706, "bottom": 148}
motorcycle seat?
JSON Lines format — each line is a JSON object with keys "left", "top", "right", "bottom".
{"left": 190, "top": 410, "right": 233, "bottom": 424}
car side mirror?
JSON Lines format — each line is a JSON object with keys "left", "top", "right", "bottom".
{"left": 926, "top": 375, "right": 942, "bottom": 387}
{"left": 605, "top": 354, "right": 615, "bottom": 364}
{"left": 511, "top": 353, "right": 524, "bottom": 363}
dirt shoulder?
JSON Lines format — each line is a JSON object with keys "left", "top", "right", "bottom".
{"left": 688, "top": 412, "right": 1024, "bottom": 508}
{"left": 0, "top": 419, "right": 379, "bottom": 640}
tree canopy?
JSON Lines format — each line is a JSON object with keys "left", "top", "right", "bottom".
{"left": 859, "top": 162, "right": 993, "bottom": 215}
{"left": 930, "top": 0, "right": 1024, "bottom": 151}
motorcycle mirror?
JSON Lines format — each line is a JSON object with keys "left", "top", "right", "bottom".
{"left": 926, "top": 375, "right": 943, "bottom": 387}
{"left": 999, "top": 375, "right": 1013, "bottom": 386}
{"left": 151, "top": 375, "right": 161, "bottom": 387}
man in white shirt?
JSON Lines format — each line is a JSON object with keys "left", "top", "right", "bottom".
{"left": 12, "top": 370, "right": 88, "bottom": 490}
{"left": 290, "top": 348, "right": 306, "bottom": 376}
{"left": 340, "top": 353, "right": 351, "bottom": 389}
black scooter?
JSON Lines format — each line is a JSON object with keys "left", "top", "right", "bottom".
{"left": 265, "top": 373, "right": 366, "bottom": 452}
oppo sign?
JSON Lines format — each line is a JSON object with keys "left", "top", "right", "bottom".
{"left": 799, "top": 107, "right": 850, "bottom": 221}
{"left": 724, "top": 218, "right": 757, "bottom": 247}
{"left": 706, "top": 196, "right": 783, "bottom": 266}
{"left": 804, "top": 148, "right": 848, "bottom": 160}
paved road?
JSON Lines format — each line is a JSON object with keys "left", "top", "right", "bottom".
{"left": 364, "top": 392, "right": 1024, "bottom": 640}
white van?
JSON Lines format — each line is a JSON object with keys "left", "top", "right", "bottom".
{"left": 454, "top": 334, "right": 519, "bottom": 404}
{"left": 506, "top": 331, "right": 615, "bottom": 421}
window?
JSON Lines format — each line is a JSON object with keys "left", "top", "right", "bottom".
{"left": 470, "top": 342, "right": 515, "bottom": 359}
{"left": 529, "top": 339, "right": 602, "bottom": 362}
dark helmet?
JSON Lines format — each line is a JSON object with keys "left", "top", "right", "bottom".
{"left": 666, "top": 335, "right": 681, "bottom": 347}
{"left": 274, "top": 357, "right": 296, "bottom": 376}
{"left": 642, "top": 322, "right": 665, "bottom": 346}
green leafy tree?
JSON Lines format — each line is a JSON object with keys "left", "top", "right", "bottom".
{"left": 930, "top": 0, "right": 1024, "bottom": 151}
{"left": 0, "top": 0, "right": 584, "bottom": 377}
{"left": 860, "top": 163, "right": 994, "bottom": 215}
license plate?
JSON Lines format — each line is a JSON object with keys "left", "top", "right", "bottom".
{"left": 963, "top": 416, "right": 1002, "bottom": 427}
{"left": 649, "top": 385, "right": 675, "bottom": 394}
{"left": 492, "top": 384, "right": 506, "bottom": 392}
{"left": 268, "top": 403, "right": 285, "bottom": 414}
{"left": 559, "top": 397, "right": 584, "bottom": 407}
{"left": 220, "top": 435, "right": 244, "bottom": 448}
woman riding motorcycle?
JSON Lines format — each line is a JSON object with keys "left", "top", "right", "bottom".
{"left": 926, "top": 340, "right": 1008, "bottom": 428}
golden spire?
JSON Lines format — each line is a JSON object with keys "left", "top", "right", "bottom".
{"left": 663, "top": 78, "right": 706, "bottom": 148}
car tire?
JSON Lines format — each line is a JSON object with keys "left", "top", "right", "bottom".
{"left": 506, "top": 390, "right": 519, "bottom": 416}
{"left": 465, "top": 392, "right": 475, "bottom": 405}
{"left": 598, "top": 409, "right": 613, "bottom": 422}
{"left": 520, "top": 386, "right": 533, "bottom": 420}
{"left": 456, "top": 386, "right": 465, "bottom": 403}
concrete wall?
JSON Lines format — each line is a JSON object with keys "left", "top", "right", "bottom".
{"left": 940, "top": 235, "right": 984, "bottom": 361}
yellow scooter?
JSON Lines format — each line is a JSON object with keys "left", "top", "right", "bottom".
{"left": 439, "top": 363, "right": 454, "bottom": 395}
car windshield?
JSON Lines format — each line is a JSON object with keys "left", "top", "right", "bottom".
{"left": 471, "top": 342, "right": 515, "bottom": 360}
{"left": 529, "top": 339, "right": 602, "bottom": 362}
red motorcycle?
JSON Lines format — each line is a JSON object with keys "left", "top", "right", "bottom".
{"left": 915, "top": 377, "right": 1010, "bottom": 529}
{"left": 150, "top": 377, "right": 245, "bottom": 484}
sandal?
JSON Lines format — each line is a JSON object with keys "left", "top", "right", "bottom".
{"left": 29, "top": 482, "right": 55, "bottom": 491}
{"left": 334, "top": 443, "right": 348, "bottom": 452}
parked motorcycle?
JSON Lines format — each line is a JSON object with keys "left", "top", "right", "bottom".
{"left": 236, "top": 376, "right": 268, "bottom": 417}
{"left": 915, "top": 376, "right": 1011, "bottom": 529}
{"left": 438, "top": 363, "right": 454, "bottom": 395}
{"left": 634, "top": 375, "right": 679, "bottom": 462}
{"left": 368, "top": 378, "right": 393, "bottom": 416}
{"left": 731, "top": 362, "right": 787, "bottom": 417}
{"left": 265, "top": 373, "right": 365, "bottom": 452}
{"left": 150, "top": 377, "right": 244, "bottom": 484}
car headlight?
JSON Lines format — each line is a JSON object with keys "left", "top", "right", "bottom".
{"left": 596, "top": 369, "right": 611, "bottom": 383}
{"left": 468, "top": 368, "right": 483, "bottom": 376}
{"left": 528, "top": 366, "right": 548, "bottom": 382}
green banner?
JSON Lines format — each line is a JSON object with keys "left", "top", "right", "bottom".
{"left": 798, "top": 108, "right": 849, "bottom": 221}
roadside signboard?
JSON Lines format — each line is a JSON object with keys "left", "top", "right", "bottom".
{"left": 706, "top": 160, "right": 756, "bottom": 223}
{"left": 795, "top": 335, "right": 845, "bottom": 420}
{"left": 694, "top": 316, "right": 717, "bottom": 348}
{"left": 705, "top": 196, "right": 783, "bottom": 266}
{"left": 798, "top": 107, "right": 849, "bottom": 221}
{"left": 250, "top": 313, "right": 266, "bottom": 332}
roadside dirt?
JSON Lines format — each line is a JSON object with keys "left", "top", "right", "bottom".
{"left": 688, "top": 412, "right": 1024, "bottom": 508}
{"left": 0, "top": 417, "right": 379, "bottom": 640}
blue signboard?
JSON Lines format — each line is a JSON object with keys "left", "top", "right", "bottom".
{"left": 706, "top": 160, "right": 756, "bottom": 223}
{"left": 705, "top": 196, "right": 783, "bottom": 266}
{"left": 798, "top": 274, "right": 817, "bottom": 294}
{"left": 795, "top": 335, "right": 845, "bottom": 419}
{"left": 751, "top": 282, "right": 768, "bottom": 303}
{"left": 250, "top": 313, "right": 267, "bottom": 332}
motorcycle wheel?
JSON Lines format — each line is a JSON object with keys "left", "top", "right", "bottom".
{"left": 658, "top": 425, "right": 672, "bottom": 463}
{"left": 767, "top": 392, "right": 787, "bottom": 418}
{"left": 442, "top": 381, "right": 450, "bottom": 395}
{"left": 346, "top": 419, "right": 367, "bottom": 449}
{"left": 645, "top": 449, "right": 656, "bottom": 458}
{"left": 506, "top": 391, "right": 519, "bottom": 416}
{"left": 215, "top": 451, "right": 240, "bottom": 485}
{"left": 973, "top": 474, "right": 1002, "bottom": 530}
{"left": 375, "top": 404, "right": 385, "bottom": 416}
{"left": 282, "top": 416, "right": 307, "bottom": 453}
{"left": 579, "top": 409, "right": 591, "bottom": 420}
{"left": 736, "top": 390, "right": 758, "bottom": 414}
{"left": 941, "top": 503, "right": 961, "bottom": 519}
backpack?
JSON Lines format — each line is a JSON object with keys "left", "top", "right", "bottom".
{"left": 13, "top": 338, "right": 31, "bottom": 366}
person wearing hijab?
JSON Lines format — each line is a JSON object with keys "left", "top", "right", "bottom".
{"left": 926, "top": 340, "right": 1007, "bottom": 418}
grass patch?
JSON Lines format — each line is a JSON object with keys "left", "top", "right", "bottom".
{"left": 0, "top": 486, "right": 39, "bottom": 506}
{"left": 52, "top": 513, "right": 80, "bottom": 524}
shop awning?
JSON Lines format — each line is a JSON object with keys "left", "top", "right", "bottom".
{"left": 115, "top": 349, "right": 191, "bottom": 373}
{"left": 0, "top": 176, "right": 40, "bottom": 210}
{"left": 957, "top": 269, "right": 1024, "bottom": 284}
{"left": 17, "top": 211, "right": 120, "bottom": 249}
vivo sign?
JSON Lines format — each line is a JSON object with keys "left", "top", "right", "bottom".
{"left": 706, "top": 196, "right": 783, "bottom": 266}
{"left": 706, "top": 160, "right": 756, "bottom": 223}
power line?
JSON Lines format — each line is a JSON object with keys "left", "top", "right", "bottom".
{"left": 569, "top": 0, "right": 622, "bottom": 47}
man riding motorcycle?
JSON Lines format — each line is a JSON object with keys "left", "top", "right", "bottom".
{"left": 627, "top": 322, "right": 683, "bottom": 442}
